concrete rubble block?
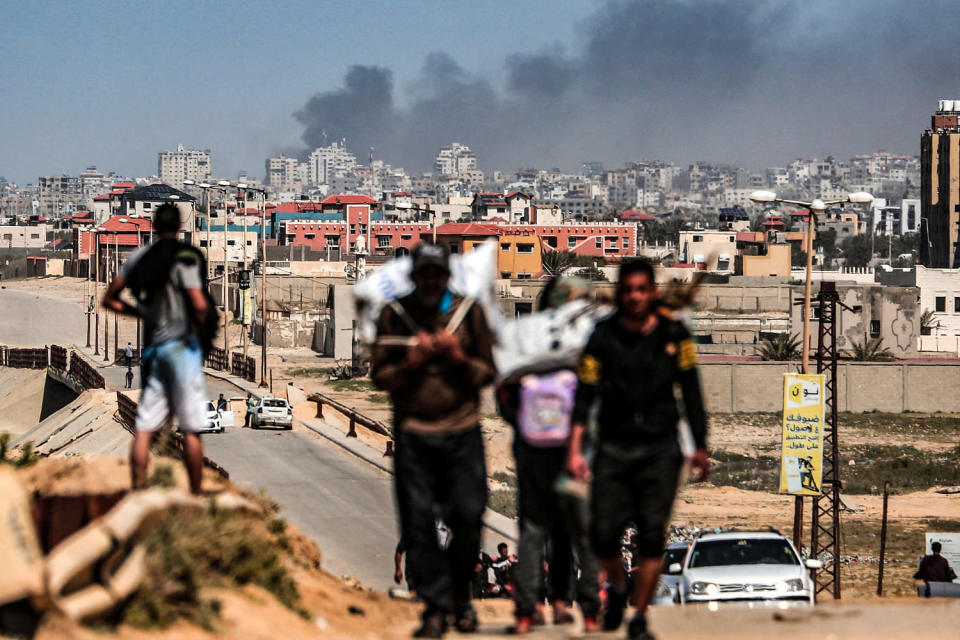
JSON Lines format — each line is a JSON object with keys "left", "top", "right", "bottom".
{"left": 0, "top": 468, "right": 44, "bottom": 606}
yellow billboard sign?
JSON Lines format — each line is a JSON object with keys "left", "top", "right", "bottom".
{"left": 240, "top": 289, "right": 252, "bottom": 325}
{"left": 780, "top": 373, "right": 825, "bottom": 496}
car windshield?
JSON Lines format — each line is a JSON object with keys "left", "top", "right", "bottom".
{"left": 263, "top": 399, "right": 287, "bottom": 408}
{"left": 689, "top": 539, "right": 799, "bottom": 568}
{"left": 206, "top": 402, "right": 216, "bottom": 412}
{"left": 663, "top": 547, "right": 687, "bottom": 573}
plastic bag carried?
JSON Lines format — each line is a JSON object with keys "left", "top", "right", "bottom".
{"left": 494, "top": 298, "right": 613, "bottom": 382}
{"left": 354, "top": 240, "right": 501, "bottom": 344}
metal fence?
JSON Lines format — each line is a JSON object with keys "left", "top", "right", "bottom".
{"left": 50, "top": 345, "right": 69, "bottom": 371}
{"left": 206, "top": 346, "right": 228, "bottom": 371}
{"left": 69, "top": 351, "right": 105, "bottom": 389}
{"left": 308, "top": 392, "right": 394, "bottom": 442}
{"left": 231, "top": 352, "right": 256, "bottom": 382}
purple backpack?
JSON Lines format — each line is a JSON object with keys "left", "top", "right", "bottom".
{"left": 517, "top": 370, "right": 577, "bottom": 447}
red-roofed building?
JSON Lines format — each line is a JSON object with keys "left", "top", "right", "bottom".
{"left": 320, "top": 194, "right": 378, "bottom": 207}
{"left": 75, "top": 214, "right": 154, "bottom": 259}
{"left": 620, "top": 210, "right": 656, "bottom": 222}
{"left": 471, "top": 193, "right": 509, "bottom": 220}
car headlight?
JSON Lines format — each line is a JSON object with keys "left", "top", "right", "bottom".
{"left": 774, "top": 579, "right": 805, "bottom": 593}
{"left": 691, "top": 582, "right": 719, "bottom": 596}
{"left": 655, "top": 580, "right": 671, "bottom": 598}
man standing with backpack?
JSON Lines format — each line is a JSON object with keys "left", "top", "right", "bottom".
{"left": 102, "top": 203, "right": 216, "bottom": 495}
{"left": 371, "top": 243, "right": 496, "bottom": 638}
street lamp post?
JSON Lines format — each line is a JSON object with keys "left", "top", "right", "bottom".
{"left": 93, "top": 227, "right": 104, "bottom": 355}
{"left": 749, "top": 191, "right": 874, "bottom": 372}
{"left": 222, "top": 181, "right": 269, "bottom": 386}
{"left": 218, "top": 181, "right": 234, "bottom": 365}
{"left": 750, "top": 189, "right": 872, "bottom": 552}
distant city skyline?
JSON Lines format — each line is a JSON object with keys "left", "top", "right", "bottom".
{"left": 1, "top": 1, "right": 952, "bottom": 184}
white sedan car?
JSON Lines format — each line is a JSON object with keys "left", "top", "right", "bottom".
{"left": 252, "top": 397, "right": 293, "bottom": 429}
{"left": 202, "top": 402, "right": 225, "bottom": 433}
{"left": 677, "top": 531, "right": 820, "bottom": 606}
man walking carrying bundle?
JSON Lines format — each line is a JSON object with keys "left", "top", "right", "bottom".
{"left": 372, "top": 243, "right": 496, "bottom": 638}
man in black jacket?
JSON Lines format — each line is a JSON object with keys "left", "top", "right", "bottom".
{"left": 566, "top": 258, "right": 709, "bottom": 640}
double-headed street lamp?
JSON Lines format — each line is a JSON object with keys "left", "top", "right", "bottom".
{"left": 749, "top": 190, "right": 874, "bottom": 373}
{"left": 394, "top": 201, "right": 438, "bottom": 243}
{"left": 220, "top": 181, "right": 270, "bottom": 387}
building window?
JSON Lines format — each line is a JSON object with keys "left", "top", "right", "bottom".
{"left": 199, "top": 240, "right": 207, "bottom": 247}
{"left": 870, "top": 320, "right": 881, "bottom": 338}
{"left": 936, "top": 296, "right": 946, "bottom": 312}
{"left": 729, "top": 235, "right": 735, "bottom": 242}
{"left": 955, "top": 297, "right": 960, "bottom": 313}
{"left": 595, "top": 237, "right": 602, "bottom": 249}
{"left": 377, "top": 235, "right": 392, "bottom": 248}
{"left": 349, "top": 224, "right": 356, "bottom": 234}
{"left": 449, "top": 243, "right": 460, "bottom": 254}
{"left": 517, "top": 273, "right": 532, "bottom": 279}
{"left": 517, "top": 243, "right": 534, "bottom": 254}
{"left": 401, "top": 234, "right": 412, "bottom": 240}
{"left": 143, "top": 202, "right": 151, "bottom": 209}
{"left": 607, "top": 236, "right": 618, "bottom": 248}
{"left": 501, "top": 243, "right": 511, "bottom": 251}
{"left": 543, "top": 236, "right": 557, "bottom": 248}
{"left": 693, "top": 235, "right": 703, "bottom": 242}
{"left": 568, "top": 236, "right": 584, "bottom": 248}
{"left": 325, "top": 235, "right": 339, "bottom": 247}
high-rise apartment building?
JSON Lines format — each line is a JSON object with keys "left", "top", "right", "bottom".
{"left": 265, "top": 155, "right": 307, "bottom": 191}
{"left": 307, "top": 142, "right": 357, "bottom": 186}
{"left": 37, "top": 174, "right": 84, "bottom": 217}
{"left": 920, "top": 100, "right": 960, "bottom": 267}
{"left": 158, "top": 144, "right": 212, "bottom": 185}
{"left": 434, "top": 142, "right": 477, "bottom": 177}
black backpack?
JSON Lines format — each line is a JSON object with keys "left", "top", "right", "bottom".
{"left": 125, "top": 238, "right": 220, "bottom": 356}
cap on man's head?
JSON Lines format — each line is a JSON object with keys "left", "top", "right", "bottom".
{"left": 411, "top": 242, "right": 450, "bottom": 274}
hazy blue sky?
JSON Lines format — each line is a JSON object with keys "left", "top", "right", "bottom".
{"left": 1, "top": 1, "right": 954, "bottom": 185}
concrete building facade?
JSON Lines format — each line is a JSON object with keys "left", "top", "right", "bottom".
{"left": 920, "top": 100, "right": 960, "bottom": 267}
{"left": 157, "top": 144, "right": 211, "bottom": 185}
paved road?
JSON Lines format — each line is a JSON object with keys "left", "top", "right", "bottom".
{"left": 0, "top": 288, "right": 86, "bottom": 346}
{"left": 1, "top": 289, "right": 402, "bottom": 591}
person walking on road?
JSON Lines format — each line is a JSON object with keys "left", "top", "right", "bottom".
{"left": 566, "top": 258, "right": 710, "bottom": 640}
{"left": 216, "top": 393, "right": 228, "bottom": 412}
{"left": 372, "top": 242, "right": 496, "bottom": 638}
{"left": 125, "top": 366, "right": 134, "bottom": 389}
{"left": 498, "top": 276, "right": 602, "bottom": 633}
{"left": 244, "top": 392, "right": 257, "bottom": 428}
{"left": 124, "top": 342, "right": 134, "bottom": 368}
{"left": 102, "top": 202, "right": 216, "bottom": 495}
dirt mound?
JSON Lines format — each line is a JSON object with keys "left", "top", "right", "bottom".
{"left": 16, "top": 456, "right": 418, "bottom": 640}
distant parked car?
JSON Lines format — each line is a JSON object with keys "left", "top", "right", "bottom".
{"left": 677, "top": 530, "right": 820, "bottom": 606}
{"left": 202, "top": 402, "right": 225, "bottom": 433}
{"left": 253, "top": 397, "right": 293, "bottom": 429}
{"left": 654, "top": 541, "right": 690, "bottom": 604}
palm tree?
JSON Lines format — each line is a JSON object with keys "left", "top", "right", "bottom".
{"left": 755, "top": 333, "right": 802, "bottom": 361}
{"left": 920, "top": 309, "right": 935, "bottom": 336}
{"left": 541, "top": 249, "right": 576, "bottom": 276}
{"left": 843, "top": 335, "right": 895, "bottom": 361}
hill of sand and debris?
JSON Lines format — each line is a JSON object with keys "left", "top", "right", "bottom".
{"left": 4, "top": 454, "right": 423, "bottom": 640}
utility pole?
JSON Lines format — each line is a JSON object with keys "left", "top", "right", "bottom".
{"left": 242, "top": 190, "right": 248, "bottom": 358}
{"left": 260, "top": 188, "right": 268, "bottom": 387}
{"left": 222, "top": 189, "right": 229, "bottom": 368}
{"left": 94, "top": 230, "right": 100, "bottom": 355}
{"left": 85, "top": 251, "right": 91, "bottom": 347}
{"left": 113, "top": 232, "right": 119, "bottom": 360}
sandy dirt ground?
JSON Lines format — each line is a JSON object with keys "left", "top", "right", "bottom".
{"left": 0, "top": 368, "right": 47, "bottom": 436}
{"left": 11, "top": 456, "right": 960, "bottom": 640}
